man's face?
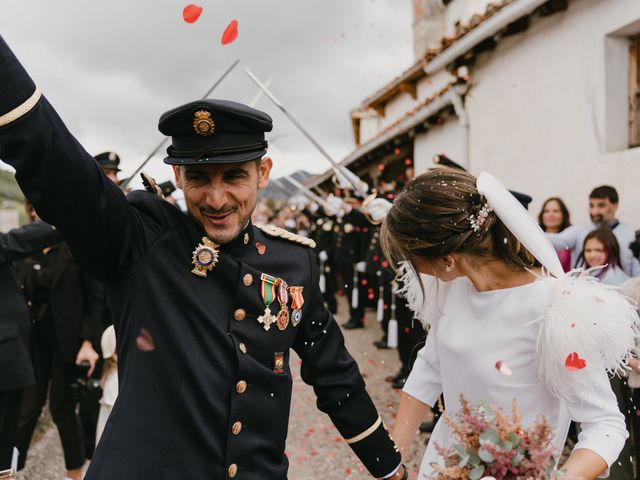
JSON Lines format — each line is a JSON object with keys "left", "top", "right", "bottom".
{"left": 589, "top": 197, "right": 617, "bottom": 226}
{"left": 173, "top": 157, "right": 272, "bottom": 245}
{"left": 102, "top": 168, "right": 119, "bottom": 185}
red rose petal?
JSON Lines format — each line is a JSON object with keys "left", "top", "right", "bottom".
{"left": 182, "top": 4, "right": 203, "bottom": 23}
{"left": 136, "top": 327, "right": 155, "bottom": 352}
{"left": 221, "top": 19, "right": 239, "bottom": 45}
{"left": 565, "top": 352, "right": 586, "bottom": 372}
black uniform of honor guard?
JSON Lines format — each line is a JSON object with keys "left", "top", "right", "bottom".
{"left": 0, "top": 37, "right": 405, "bottom": 479}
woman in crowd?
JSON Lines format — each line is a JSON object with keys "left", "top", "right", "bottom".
{"left": 382, "top": 169, "right": 632, "bottom": 479}
{"left": 539, "top": 197, "right": 572, "bottom": 272}
{"left": 578, "top": 228, "right": 629, "bottom": 286}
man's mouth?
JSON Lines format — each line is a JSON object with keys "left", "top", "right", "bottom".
{"left": 201, "top": 209, "right": 236, "bottom": 226}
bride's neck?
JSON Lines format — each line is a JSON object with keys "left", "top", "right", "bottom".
{"left": 460, "top": 258, "right": 538, "bottom": 292}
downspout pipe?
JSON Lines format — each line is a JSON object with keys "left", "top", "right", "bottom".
{"left": 449, "top": 85, "right": 470, "bottom": 170}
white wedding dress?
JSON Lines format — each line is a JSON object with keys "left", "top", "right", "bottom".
{"left": 403, "top": 276, "right": 627, "bottom": 479}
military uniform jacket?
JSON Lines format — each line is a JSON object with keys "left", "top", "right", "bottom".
{"left": 0, "top": 36, "right": 401, "bottom": 479}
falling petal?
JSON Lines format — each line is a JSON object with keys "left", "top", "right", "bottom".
{"left": 221, "top": 19, "right": 239, "bottom": 45}
{"left": 565, "top": 352, "right": 587, "bottom": 371}
{"left": 495, "top": 360, "right": 512, "bottom": 376}
{"left": 182, "top": 4, "right": 203, "bottom": 23}
{"left": 136, "top": 327, "right": 155, "bottom": 352}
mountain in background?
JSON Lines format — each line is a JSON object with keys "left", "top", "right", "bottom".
{"left": 259, "top": 170, "right": 314, "bottom": 201}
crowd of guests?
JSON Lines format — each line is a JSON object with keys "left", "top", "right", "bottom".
{"left": 262, "top": 174, "right": 640, "bottom": 479}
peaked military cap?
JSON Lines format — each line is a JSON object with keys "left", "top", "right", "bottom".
{"left": 95, "top": 151, "right": 121, "bottom": 172}
{"left": 159, "top": 99, "right": 273, "bottom": 165}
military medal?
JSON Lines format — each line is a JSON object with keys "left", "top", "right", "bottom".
{"left": 275, "top": 279, "right": 290, "bottom": 331}
{"left": 289, "top": 286, "right": 304, "bottom": 327}
{"left": 273, "top": 352, "right": 285, "bottom": 373}
{"left": 191, "top": 237, "right": 220, "bottom": 278}
{"left": 258, "top": 273, "right": 277, "bottom": 331}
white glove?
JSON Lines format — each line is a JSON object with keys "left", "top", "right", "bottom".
{"left": 334, "top": 167, "right": 369, "bottom": 197}
{"left": 319, "top": 250, "right": 329, "bottom": 262}
{"left": 356, "top": 261, "right": 367, "bottom": 273}
{"left": 324, "top": 195, "right": 344, "bottom": 217}
{"left": 366, "top": 198, "right": 393, "bottom": 222}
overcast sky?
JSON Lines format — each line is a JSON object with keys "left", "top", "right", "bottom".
{"left": 1, "top": 0, "right": 413, "bottom": 188}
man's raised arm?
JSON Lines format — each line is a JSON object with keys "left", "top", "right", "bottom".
{"left": 0, "top": 35, "right": 154, "bottom": 281}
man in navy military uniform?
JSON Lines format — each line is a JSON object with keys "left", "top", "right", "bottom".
{"left": 0, "top": 36, "right": 407, "bottom": 479}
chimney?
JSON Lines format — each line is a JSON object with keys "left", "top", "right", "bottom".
{"left": 413, "top": 0, "right": 445, "bottom": 61}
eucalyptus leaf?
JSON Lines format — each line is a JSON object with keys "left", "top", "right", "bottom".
{"left": 479, "top": 428, "right": 500, "bottom": 445}
{"left": 511, "top": 452, "right": 524, "bottom": 466}
{"left": 469, "top": 465, "right": 486, "bottom": 480}
{"left": 478, "top": 447, "right": 495, "bottom": 463}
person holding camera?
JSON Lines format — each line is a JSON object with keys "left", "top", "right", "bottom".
{"left": 14, "top": 238, "right": 104, "bottom": 480}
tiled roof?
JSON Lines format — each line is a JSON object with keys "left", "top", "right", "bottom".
{"left": 359, "top": 0, "right": 513, "bottom": 111}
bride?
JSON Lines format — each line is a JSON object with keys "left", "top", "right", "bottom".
{"left": 379, "top": 169, "right": 634, "bottom": 479}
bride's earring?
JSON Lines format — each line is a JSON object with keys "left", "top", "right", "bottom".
{"left": 445, "top": 264, "right": 454, "bottom": 273}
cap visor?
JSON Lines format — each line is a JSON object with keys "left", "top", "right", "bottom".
{"left": 163, "top": 149, "right": 266, "bottom": 166}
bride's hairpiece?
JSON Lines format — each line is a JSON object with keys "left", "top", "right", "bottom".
{"left": 469, "top": 202, "right": 492, "bottom": 232}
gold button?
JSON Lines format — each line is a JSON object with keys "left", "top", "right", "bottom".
{"left": 243, "top": 233, "right": 249, "bottom": 245}
{"left": 242, "top": 274, "right": 253, "bottom": 287}
{"left": 232, "top": 421, "right": 243, "bottom": 435}
{"left": 233, "top": 309, "right": 246, "bottom": 321}
{"left": 228, "top": 463, "right": 238, "bottom": 477}
{"left": 239, "top": 342, "right": 247, "bottom": 354}
{"left": 236, "top": 380, "right": 247, "bottom": 394}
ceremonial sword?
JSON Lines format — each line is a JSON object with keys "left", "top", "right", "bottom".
{"left": 120, "top": 59, "right": 241, "bottom": 189}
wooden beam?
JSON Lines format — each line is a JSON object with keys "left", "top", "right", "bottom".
{"left": 399, "top": 81, "right": 418, "bottom": 100}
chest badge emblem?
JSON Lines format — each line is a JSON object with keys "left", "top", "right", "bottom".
{"left": 273, "top": 352, "right": 285, "bottom": 373}
{"left": 191, "top": 237, "right": 220, "bottom": 278}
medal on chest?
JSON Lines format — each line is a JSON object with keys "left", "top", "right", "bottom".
{"left": 191, "top": 237, "right": 220, "bottom": 278}
{"left": 289, "top": 286, "right": 305, "bottom": 327}
{"left": 258, "top": 273, "right": 277, "bottom": 331}
{"left": 276, "top": 279, "right": 290, "bottom": 331}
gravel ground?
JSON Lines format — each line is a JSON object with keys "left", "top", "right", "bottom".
{"left": 19, "top": 296, "right": 430, "bottom": 479}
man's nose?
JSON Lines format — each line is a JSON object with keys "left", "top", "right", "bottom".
{"left": 205, "top": 185, "right": 229, "bottom": 210}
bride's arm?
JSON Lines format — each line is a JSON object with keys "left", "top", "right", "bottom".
{"left": 561, "top": 449, "right": 607, "bottom": 479}
{"left": 392, "top": 392, "right": 431, "bottom": 455}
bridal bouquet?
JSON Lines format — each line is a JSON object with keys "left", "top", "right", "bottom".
{"left": 431, "top": 394, "right": 576, "bottom": 480}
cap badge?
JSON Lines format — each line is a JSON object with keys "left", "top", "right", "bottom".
{"left": 108, "top": 152, "right": 117, "bottom": 162}
{"left": 193, "top": 110, "right": 215, "bottom": 136}
{"left": 191, "top": 237, "right": 220, "bottom": 277}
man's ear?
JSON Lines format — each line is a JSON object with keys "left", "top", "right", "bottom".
{"left": 258, "top": 156, "right": 273, "bottom": 190}
{"left": 173, "top": 165, "right": 183, "bottom": 189}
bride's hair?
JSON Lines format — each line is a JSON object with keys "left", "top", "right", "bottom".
{"left": 381, "top": 168, "right": 536, "bottom": 271}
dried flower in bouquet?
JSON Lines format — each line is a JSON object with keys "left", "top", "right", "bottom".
{"left": 430, "top": 394, "right": 579, "bottom": 480}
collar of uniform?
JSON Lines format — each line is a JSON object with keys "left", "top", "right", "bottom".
{"left": 221, "top": 221, "right": 255, "bottom": 255}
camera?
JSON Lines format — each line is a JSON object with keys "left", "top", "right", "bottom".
{"left": 70, "top": 361, "right": 102, "bottom": 401}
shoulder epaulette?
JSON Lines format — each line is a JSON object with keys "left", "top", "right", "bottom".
{"left": 259, "top": 225, "right": 316, "bottom": 249}
{"left": 140, "top": 172, "right": 164, "bottom": 198}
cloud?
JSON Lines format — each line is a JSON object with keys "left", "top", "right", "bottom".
{"left": 1, "top": 0, "right": 412, "bottom": 184}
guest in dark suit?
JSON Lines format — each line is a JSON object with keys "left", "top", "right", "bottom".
{"left": 0, "top": 220, "right": 59, "bottom": 475}
{"left": 15, "top": 241, "right": 104, "bottom": 480}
